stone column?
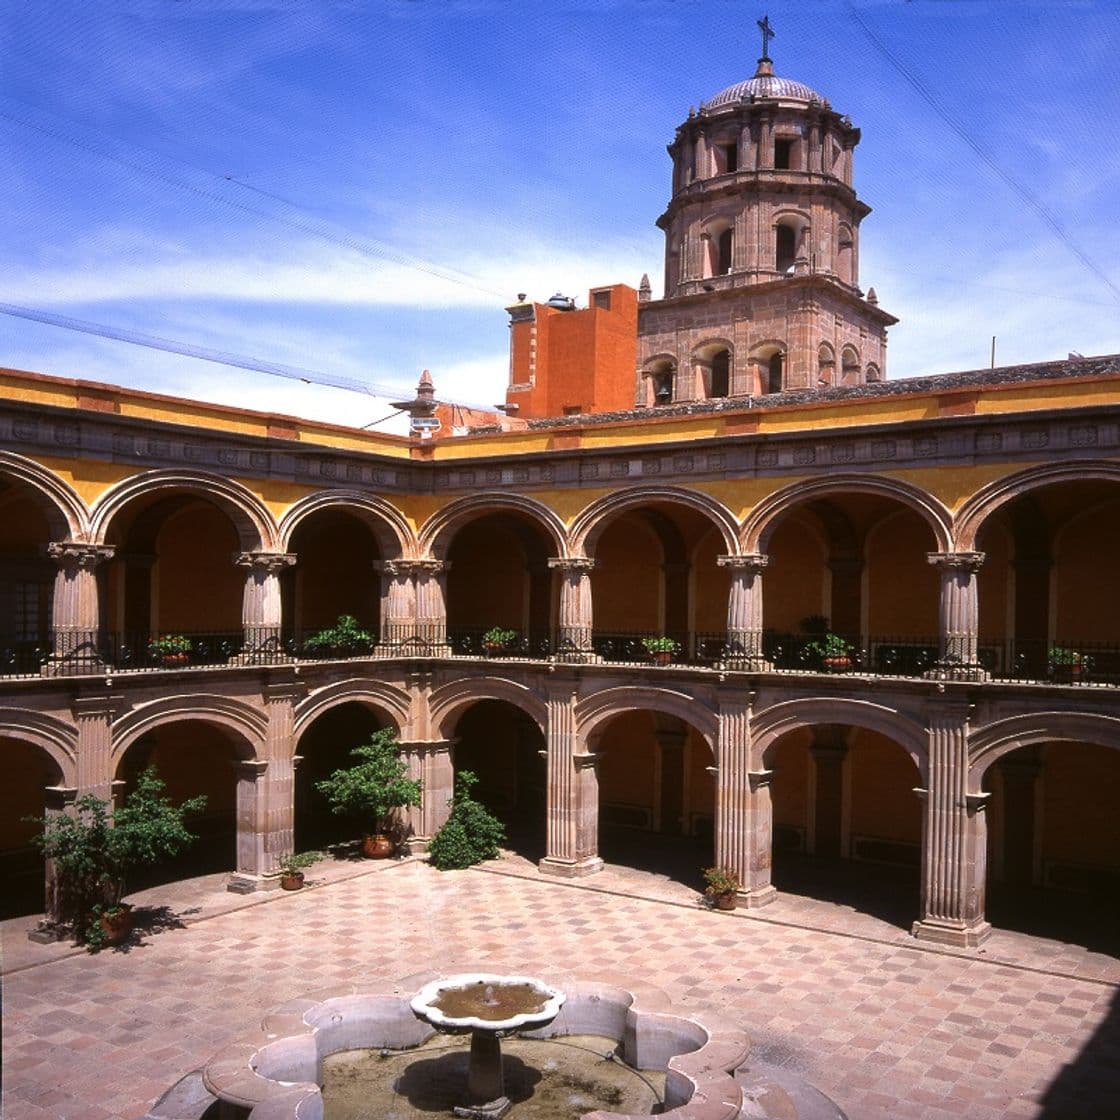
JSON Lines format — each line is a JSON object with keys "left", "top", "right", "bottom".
{"left": 912, "top": 701, "right": 991, "bottom": 946}
{"left": 377, "top": 560, "right": 420, "bottom": 652}
{"left": 413, "top": 559, "right": 451, "bottom": 653}
{"left": 540, "top": 686, "right": 602, "bottom": 878}
{"left": 714, "top": 699, "right": 776, "bottom": 907}
{"left": 926, "top": 552, "right": 988, "bottom": 681}
{"left": 717, "top": 554, "right": 771, "bottom": 669}
{"left": 235, "top": 552, "right": 296, "bottom": 663}
{"left": 398, "top": 739, "right": 454, "bottom": 850}
{"left": 73, "top": 695, "right": 117, "bottom": 802}
{"left": 45, "top": 542, "right": 114, "bottom": 673}
{"left": 28, "top": 784, "right": 78, "bottom": 942}
{"left": 549, "top": 558, "right": 597, "bottom": 662}
{"left": 228, "top": 759, "right": 270, "bottom": 893}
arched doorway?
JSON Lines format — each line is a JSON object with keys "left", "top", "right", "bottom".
{"left": 0, "top": 737, "right": 64, "bottom": 918}
{"left": 767, "top": 724, "right": 923, "bottom": 930}
{"left": 590, "top": 710, "right": 714, "bottom": 886}
{"left": 983, "top": 740, "right": 1120, "bottom": 952}
{"left": 451, "top": 699, "right": 546, "bottom": 860}
{"left": 114, "top": 720, "right": 247, "bottom": 889}
{"left": 294, "top": 701, "right": 392, "bottom": 850}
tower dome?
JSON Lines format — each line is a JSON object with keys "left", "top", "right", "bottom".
{"left": 701, "top": 60, "right": 826, "bottom": 112}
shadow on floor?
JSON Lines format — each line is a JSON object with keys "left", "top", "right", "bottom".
{"left": 987, "top": 884, "right": 1120, "bottom": 958}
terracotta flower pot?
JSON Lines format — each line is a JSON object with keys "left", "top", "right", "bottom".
{"left": 361, "top": 833, "right": 395, "bottom": 859}
{"left": 711, "top": 891, "right": 736, "bottom": 911}
{"left": 280, "top": 871, "right": 305, "bottom": 891}
{"left": 652, "top": 650, "right": 673, "bottom": 666}
{"left": 823, "top": 656, "right": 851, "bottom": 673}
{"left": 159, "top": 652, "right": 189, "bottom": 667}
{"left": 97, "top": 904, "right": 134, "bottom": 945}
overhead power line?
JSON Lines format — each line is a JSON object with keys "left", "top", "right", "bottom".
{"left": 0, "top": 302, "right": 498, "bottom": 413}
{"left": 845, "top": 2, "right": 1120, "bottom": 306}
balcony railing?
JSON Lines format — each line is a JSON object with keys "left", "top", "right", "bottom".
{"left": 2, "top": 628, "right": 1117, "bottom": 686}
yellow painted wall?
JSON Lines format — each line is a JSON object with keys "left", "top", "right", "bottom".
{"left": 849, "top": 730, "right": 922, "bottom": 844}
{"left": 157, "top": 504, "right": 243, "bottom": 632}
{"left": 765, "top": 517, "right": 827, "bottom": 632}
{"left": 866, "top": 510, "right": 940, "bottom": 637}
{"left": 447, "top": 521, "right": 530, "bottom": 632}
{"left": 597, "top": 711, "right": 657, "bottom": 810}
{"left": 1054, "top": 503, "right": 1120, "bottom": 641}
{"left": 592, "top": 515, "right": 662, "bottom": 632}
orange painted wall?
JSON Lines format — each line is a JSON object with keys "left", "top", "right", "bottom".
{"left": 447, "top": 522, "right": 529, "bottom": 632}
{"left": 765, "top": 518, "right": 827, "bottom": 633}
{"left": 692, "top": 529, "right": 732, "bottom": 633}
{"left": 597, "top": 711, "right": 657, "bottom": 810}
{"left": 866, "top": 511, "right": 940, "bottom": 637}
{"left": 157, "top": 505, "right": 243, "bottom": 632}
{"left": 976, "top": 520, "right": 1011, "bottom": 641}
{"left": 849, "top": 730, "right": 922, "bottom": 844}
{"left": 291, "top": 512, "right": 380, "bottom": 632}
{"left": 592, "top": 515, "right": 662, "bottom": 632}
{"left": 1054, "top": 504, "right": 1120, "bottom": 641}
{"left": 1041, "top": 743, "right": 1120, "bottom": 868}
{"left": 0, "top": 738, "right": 60, "bottom": 850}
{"left": 770, "top": 730, "right": 811, "bottom": 834}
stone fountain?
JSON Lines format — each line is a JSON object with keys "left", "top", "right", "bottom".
{"left": 410, "top": 973, "right": 566, "bottom": 1118}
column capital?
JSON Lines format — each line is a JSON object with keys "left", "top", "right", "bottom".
{"left": 572, "top": 751, "right": 600, "bottom": 771}
{"left": 747, "top": 769, "right": 774, "bottom": 791}
{"left": 234, "top": 759, "right": 269, "bottom": 778}
{"left": 548, "top": 556, "right": 595, "bottom": 573}
{"left": 235, "top": 551, "right": 297, "bottom": 573}
{"left": 380, "top": 558, "right": 448, "bottom": 576}
{"left": 717, "top": 553, "right": 768, "bottom": 572}
{"left": 927, "top": 551, "right": 985, "bottom": 573}
{"left": 46, "top": 541, "right": 115, "bottom": 569}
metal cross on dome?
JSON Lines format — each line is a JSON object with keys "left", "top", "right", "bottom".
{"left": 758, "top": 14, "right": 776, "bottom": 60}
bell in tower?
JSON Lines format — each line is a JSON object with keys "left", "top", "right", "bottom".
{"left": 637, "top": 22, "right": 897, "bottom": 406}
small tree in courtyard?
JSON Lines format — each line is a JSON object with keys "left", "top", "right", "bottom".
{"left": 428, "top": 770, "right": 506, "bottom": 870}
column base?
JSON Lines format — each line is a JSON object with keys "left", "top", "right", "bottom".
{"left": 738, "top": 884, "right": 778, "bottom": 909}
{"left": 552, "top": 650, "right": 602, "bottom": 665}
{"left": 923, "top": 662, "right": 990, "bottom": 683}
{"left": 911, "top": 916, "right": 992, "bottom": 947}
{"left": 41, "top": 655, "right": 106, "bottom": 678}
{"left": 28, "top": 920, "right": 69, "bottom": 944}
{"left": 226, "top": 872, "right": 282, "bottom": 894}
{"left": 722, "top": 656, "right": 772, "bottom": 672}
{"left": 539, "top": 855, "right": 604, "bottom": 879}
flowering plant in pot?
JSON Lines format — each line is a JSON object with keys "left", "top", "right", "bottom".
{"left": 481, "top": 626, "right": 519, "bottom": 655}
{"left": 277, "top": 850, "right": 323, "bottom": 890}
{"left": 315, "top": 729, "right": 422, "bottom": 858}
{"left": 642, "top": 635, "right": 680, "bottom": 665}
{"left": 1048, "top": 646, "right": 1086, "bottom": 682}
{"left": 28, "top": 767, "right": 206, "bottom": 949}
{"left": 303, "top": 614, "right": 375, "bottom": 658}
{"left": 150, "top": 634, "right": 192, "bottom": 666}
{"left": 702, "top": 866, "right": 741, "bottom": 911}
{"left": 805, "top": 632, "right": 854, "bottom": 671}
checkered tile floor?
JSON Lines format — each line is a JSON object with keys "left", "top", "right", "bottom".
{"left": 3, "top": 852, "right": 1118, "bottom": 1120}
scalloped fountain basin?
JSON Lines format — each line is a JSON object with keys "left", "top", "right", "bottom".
{"left": 410, "top": 974, "right": 566, "bottom": 1118}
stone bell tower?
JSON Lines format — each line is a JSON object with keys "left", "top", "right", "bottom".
{"left": 637, "top": 27, "right": 897, "bottom": 406}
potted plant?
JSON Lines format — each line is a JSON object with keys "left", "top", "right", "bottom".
{"left": 642, "top": 635, "right": 680, "bottom": 666}
{"left": 278, "top": 850, "right": 323, "bottom": 891}
{"left": 1048, "top": 646, "right": 1086, "bottom": 683}
{"left": 150, "top": 634, "right": 192, "bottom": 666}
{"left": 805, "top": 632, "right": 854, "bottom": 672}
{"left": 303, "top": 614, "right": 374, "bottom": 658}
{"left": 428, "top": 770, "right": 506, "bottom": 870}
{"left": 702, "top": 866, "right": 740, "bottom": 911}
{"left": 27, "top": 767, "right": 206, "bottom": 949}
{"left": 315, "top": 729, "right": 422, "bottom": 858}
{"left": 481, "top": 626, "right": 519, "bottom": 656}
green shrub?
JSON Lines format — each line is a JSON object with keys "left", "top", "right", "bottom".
{"left": 428, "top": 770, "right": 506, "bottom": 870}
{"left": 315, "top": 729, "right": 421, "bottom": 835}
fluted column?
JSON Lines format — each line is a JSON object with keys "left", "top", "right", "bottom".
{"left": 714, "top": 698, "right": 776, "bottom": 907}
{"left": 413, "top": 559, "right": 450, "bottom": 652}
{"left": 548, "top": 557, "right": 597, "bottom": 662}
{"left": 717, "top": 554, "right": 771, "bottom": 669}
{"left": 398, "top": 739, "right": 454, "bottom": 849}
{"left": 235, "top": 552, "right": 296, "bottom": 661}
{"left": 45, "top": 542, "right": 114, "bottom": 673}
{"left": 912, "top": 700, "right": 992, "bottom": 946}
{"left": 233, "top": 680, "right": 301, "bottom": 894}
{"left": 926, "top": 552, "right": 988, "bottom": 681}
{"left": 540, "top": 685, "right": 602, "bottom": 878}
{"left": 377, "top": 560, "right": 420, "bottom": 651}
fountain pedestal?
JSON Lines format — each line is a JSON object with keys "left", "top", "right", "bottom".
{"left": 410, "top": 973, "right": 566, "bottom": 1120}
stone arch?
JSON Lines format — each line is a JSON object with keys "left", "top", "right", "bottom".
{"left": 0, "top": 450, "right": 89, "bottom": 540}
{"left": 419, "top": 493, "right": 568, "bottom": 561}
{"left": 0, "top": 707, "right": 77, "bottom": 784}
{"left": 742, "top": 474, "right": 952, "bottom": 554}
{"left": 294, "top": 679, "right": 410, "bottom": 742}
{"left": 641, "top": 353, "right": 678, "bottom": 407}
{"left": 111, "top": 694, "right": 267, "bottom": 765}
{"left": 279, "top": 491, "right": 415, "bottom": 559}
{"left": 576, "top": 686, "right": 718, "bottom": 755}
{"left": 955, "top": 461, "right": 1120, "bottom": 551}
{"left": 571, "top": 486, "right": 740, "bottom": 557}
{"left": 90, "top": 470, "right": 279, "bottom": 552}
{"left": 969, "top": 711, "right": 1120, "bottom": 787}
{"left": 751, "top": 697, "right": 929, "bottom": 782}
{"left": 429, "top": 676, "right": 548, "bottom": 740}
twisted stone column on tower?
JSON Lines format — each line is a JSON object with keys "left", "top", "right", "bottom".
{"left": 912, "top": 701, "right": 992, "bottom": 946}
{"left": 717, "top": 554, "right": 771, "bottom": 669}
{"left": 45, "top": 542, "right": 114, "bottom": 673}
{"left": 540, "top": 686, "right": 602, "bottom": 878}
{"left": 549, "top": 557, "right": 597, "bottom": 662}
{"left": 926, "top": 552, "right": 988, "bottom": 681}
{"left": 235, "top": 551, "right": 296, "bottom": 662}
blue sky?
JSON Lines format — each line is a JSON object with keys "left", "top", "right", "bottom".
{"left": 2, "top": 0, "right": 1118, "bottom": 432}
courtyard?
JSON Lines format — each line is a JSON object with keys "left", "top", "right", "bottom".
{"left": 2, "top": 851, "right": 1118, "bottom": 1120}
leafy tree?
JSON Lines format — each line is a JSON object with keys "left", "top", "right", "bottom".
{"left": 315, "top": 728, "right": 422, "bottom": 835}
{"left": 428, "top": 770, "right": 506, "bottom": 870}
